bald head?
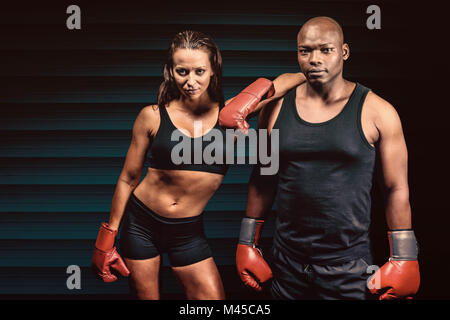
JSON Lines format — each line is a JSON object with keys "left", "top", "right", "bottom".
{"left": 298, "top": 17, "right": 344, "bottom": 45}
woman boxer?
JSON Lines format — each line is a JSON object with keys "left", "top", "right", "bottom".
{"left": 91, "top": 30, "right": 305, "bottom": 300}
{"left": 92, "top": 30, "right": 228, "bottom": 300}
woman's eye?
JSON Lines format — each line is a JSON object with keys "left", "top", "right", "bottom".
{"left": 196, "top": 69, "right": 205, "bottom": 75}
{"left": 176, "top": 69, "right": 188, "bottom": 76}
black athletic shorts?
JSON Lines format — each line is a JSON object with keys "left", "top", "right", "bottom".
{"left": 119, "top": 193, "right": 212, "bottom": 267}
{"left": 271, "top": 246, "right": 375, "bottom": 300}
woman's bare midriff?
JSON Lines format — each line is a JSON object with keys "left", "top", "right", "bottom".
{"left": 133, "top": 167, "right": 224, "bottom": 218}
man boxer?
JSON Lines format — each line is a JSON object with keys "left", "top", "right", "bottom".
{"left": 221, "top": 17, "right": 420, "bottom": 300}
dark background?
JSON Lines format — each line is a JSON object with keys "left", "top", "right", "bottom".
{"left": 0, "top": 0, "right": 447, "bottom": 300}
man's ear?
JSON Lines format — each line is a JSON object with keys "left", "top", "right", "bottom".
{"left": 342, "top": 43, "right": 350, "bottom": 61}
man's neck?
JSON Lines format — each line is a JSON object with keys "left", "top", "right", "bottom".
{"left": 305, "top": 77, "right": 349, "bottom": 103}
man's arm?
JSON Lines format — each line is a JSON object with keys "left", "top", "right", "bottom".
{"left": 368, "top": 93, "right": 420, "bottom": 300}
{"left": 248, "top": 72, "right": 306, "bottom": 118}
{"left": 245, "top": 97, "right": 283, "bottom": 218}
{"left": 245, "top": 166, "right": 278, "bottom": 219}
{"left": 373, "top": 93, "right": 412, "bottom": 229}
{"left": 220, "top": 73, "right": 305, "bottom": 133}
{"left": 235, "top": 98, "right": 283, "bottom": 291}
{"left": 224, "top": 72, "right": 306, "bottom": 116}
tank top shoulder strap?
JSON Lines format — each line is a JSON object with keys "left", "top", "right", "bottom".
{"left": 347, "top": 83, "right": 371, "bottom": 113}
{"left": 283, "top": 85, "right": 298, "bottom": 107}
{"left": 273, "top": 85, "right": 298, "bottom": 129}
{"left": 356, "top": 83, "right": 371, "bottom": 107}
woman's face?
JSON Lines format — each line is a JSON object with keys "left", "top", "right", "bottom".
{"left": 172, "top": 48, "right": 214, "bottom": 101}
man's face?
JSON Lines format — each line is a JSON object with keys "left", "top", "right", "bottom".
{"left": 297, "top": 25, "right": 348, "bottom": 85}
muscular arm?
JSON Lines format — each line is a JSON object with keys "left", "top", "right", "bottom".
{"left": 236, "top": 99, "right": 282, "bottom": 290}
{"left": 108, "top": 106, "right": 156, "bottom": 229}
{"left": 373, "top": 94, "right": 412, "bottom": 229}
{"left": 245, "top": 167, "right": 278, "bottom": 219}
{"left": 225, "top": 72, "right": 306, "bottom": 117}
{"left": 366, "top": 95, "right": 420, "bottom": 300}
{"left": 249, "top": 72, "right": 305, "bottom": 118}
{"left": 245, "top": 98, "right": 283, "bottom": 219}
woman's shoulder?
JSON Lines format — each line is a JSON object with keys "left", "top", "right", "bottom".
{"left": 136, "top": 104, "right": 161, "bottom": 136}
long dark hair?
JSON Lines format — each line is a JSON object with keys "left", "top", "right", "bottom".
{"left": 157, "top": 30, "right": 224, "bottom": 109}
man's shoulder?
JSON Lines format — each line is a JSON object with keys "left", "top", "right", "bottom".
{"left": 363, "top": 89, "right": 401, "bottom": 129}
{"left": 362, "top": 88, "right": 395, "bottom": 113}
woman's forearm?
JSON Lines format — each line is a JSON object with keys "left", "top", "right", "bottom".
{"left": 108, "top": 177, "right": 139, "bottom": 229}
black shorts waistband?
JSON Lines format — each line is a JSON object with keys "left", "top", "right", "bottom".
{"left": 129, "top": 192, "right": 203, "bottom": 225}
{"left": 273, "top": 233, "right": 371, "bottom": 266}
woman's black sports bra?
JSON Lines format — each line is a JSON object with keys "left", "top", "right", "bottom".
{"left": 147, "top": 105, "right": 229, "bottom": 175}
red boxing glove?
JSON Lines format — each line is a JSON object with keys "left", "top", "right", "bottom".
{"left": 368, "top": 230, "right": 420, "bottom": 300}
{"left": 219, "top": 78, "right": 275, "bottom": 134}
{"left": 236, "top": 217, "right": 272, "bottom": 291}
{"left": 92, "top": 222, "right": 130, "bottom": 282}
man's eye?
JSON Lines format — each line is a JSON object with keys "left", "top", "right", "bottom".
{"left": 196, "top": 69, "right": 205, "bottom": 75}
{"left": 322, "top": 48, "right": 333, "bottom": 53}
{"left": 298, "top": 49, "right": 309, "bottom": 54}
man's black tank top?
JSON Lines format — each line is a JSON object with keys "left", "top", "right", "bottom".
{"left": 148, "top": 105, "right": 229, "bottom": 175}
{"left": 272, "top": 83, "right": 375, "bottom": 264}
